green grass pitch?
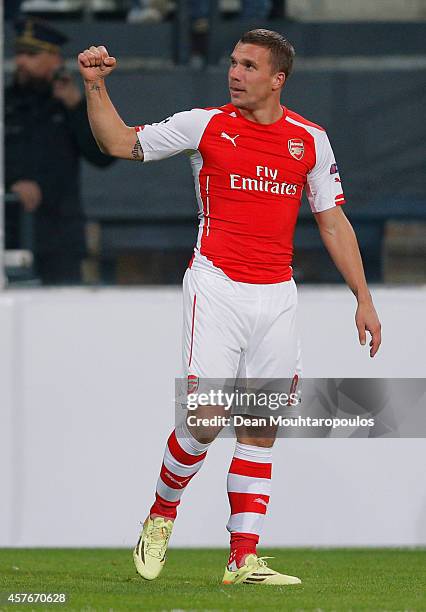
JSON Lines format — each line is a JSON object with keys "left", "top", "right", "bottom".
{"left": 0, "top": 548, "right": 425, "bottom": 611}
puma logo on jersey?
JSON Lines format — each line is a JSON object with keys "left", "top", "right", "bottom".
{"left": 254, "top": 497, "right": 268, "bottom": 507}
{"left": 221, "top": 132, "right": 239, "bottom": 147}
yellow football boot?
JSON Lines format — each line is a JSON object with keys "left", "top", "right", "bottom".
{"left": 222, "top": 554, "right": 302, "bottom": 586}
{"left": 133, "top": 516, "right": 173, "bottom": 580}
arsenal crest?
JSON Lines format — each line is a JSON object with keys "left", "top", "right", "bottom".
{"left": 288, "top": 138, "right": 304, "bottom": 160}
{"left": 187, "top": 374, "right": 199, "bottom": 394}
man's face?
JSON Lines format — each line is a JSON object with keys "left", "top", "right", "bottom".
{"left": 228, "top": 43, "right": 284, "bottom": 110}
{"left": 15, "top": 50, "right": 61, "bottom": 86}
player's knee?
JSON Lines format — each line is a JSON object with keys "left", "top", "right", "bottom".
{"left": 186, "top": 404, "right": 227, "bottom": 443}
{"left": 237, "top": 436, "right": 275, "bottom": 448}
{"left": 187, "top": 424, "right": 219, "bottom": 445}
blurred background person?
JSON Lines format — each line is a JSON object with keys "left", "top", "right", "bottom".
{"left": 127, "top": 0, "right": 173, "bottom": 23}
{"left": 128, "top": 0, "right": 284, "bottom": 23}
{"left": 189, "top": 0, "right": 273, "bottom": 21}
{"left": 190, "top": 0, "right": 283, "bottom": 65}
{"left": 5, "top": 17, "right": 114, "bottom": 284}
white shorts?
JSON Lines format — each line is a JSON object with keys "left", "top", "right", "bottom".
{"left": 181, "top": 267, "right": 302, "bottom": 386}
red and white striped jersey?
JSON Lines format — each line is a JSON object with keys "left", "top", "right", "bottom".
{"left": 136, "top": 103, "right": 345, "bottom": 284}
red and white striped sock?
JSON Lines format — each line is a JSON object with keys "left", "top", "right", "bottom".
{"left": 226, "top": 442, "right": 272, "bottom": 569}
{"left": 150, "top": 421, "right": 211, "bottom": 520}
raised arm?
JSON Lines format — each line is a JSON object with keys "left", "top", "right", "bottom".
{"left": 77, "top": 45, "right": 143, "bottom": 161}
{"left": 314, "top": 206, "right": 382, "bottom": 357}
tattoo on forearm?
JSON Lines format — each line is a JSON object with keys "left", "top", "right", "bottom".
{"left": 131, "top": 139, "right": 144, "bottom": 161}
{"left": 89, "top": 83, "right": 101, "bottom": 92}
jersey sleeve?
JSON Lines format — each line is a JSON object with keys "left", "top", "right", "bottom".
{"left": 135, "top": 108, "right": 219, "bottom": 162}
{"left": 306, "top": 131, "right": 346, "bottom": 213}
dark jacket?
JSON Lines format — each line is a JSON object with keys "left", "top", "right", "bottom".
{"left": 5, "top": 79, "right": 114, "bottom": 257}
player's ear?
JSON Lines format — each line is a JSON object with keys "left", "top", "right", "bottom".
{"left": 272, "top": 71, "right": 286, "bottom": 91}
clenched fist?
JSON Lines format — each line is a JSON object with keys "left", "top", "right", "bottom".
{"left": 78, "top": 45, "right": 117, "bottom": 82}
